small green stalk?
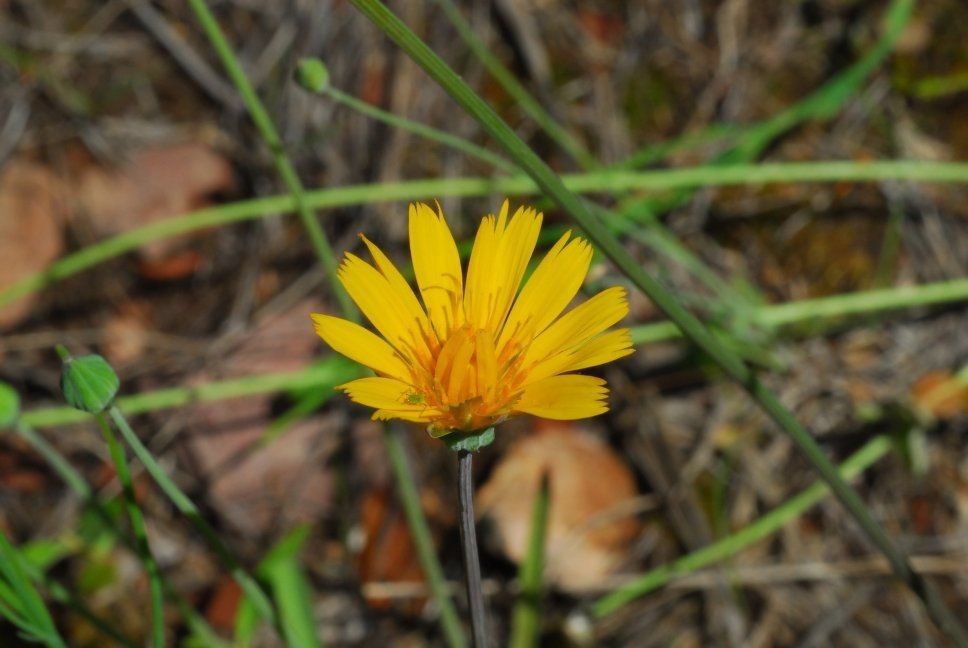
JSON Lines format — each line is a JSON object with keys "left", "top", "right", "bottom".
{"left": 105, "top": 406, "right": 278, "bottom": 631}
{"left": 185, "top": 0, "right": 354, "bottom": 319}
{"left": 94, "top": 413, "right": 166, "bottom": 648}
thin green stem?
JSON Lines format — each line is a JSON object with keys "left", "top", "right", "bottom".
{"left": 321, "top": 84, "right": 518, "bottom": 174}
{"left": 105, "top": 406, "right": 279, "bottom": 632}
{"left": 12, "top": 420, "right": 222, "bottom": 646}
{"left": 384, "top": 426, "right": 467, "bottom": 648}
{"left": 592, "top": 435, "right": 891, "bottom": 615}
{"left": 185, "top": 0, "right": 354, "bottom": 318}
{"left": 2, "top": 161, "right": 965, "bottom": 313}
{"left": 509, "top": 473, "right": 549, "bottom": 648}
{"left": 93, "top": 413, "right": 165, "bottom": 648}
{"left": 18, "top": 277, "right": 968, "bottom": 429}
{"left": 344, "top": 2, "right": 968, "bottom": 643}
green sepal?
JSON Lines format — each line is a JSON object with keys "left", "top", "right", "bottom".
{"left": 295, "top": 58, "right": 329, "bottom": 93}
{"left": 0, "top": 382, "right": 19, "bottom": 427}
{"left": 443, "top": 427, "right": 495, "bottom": 453}
{"left": 60, "top": 353, "right": 119, "bottom": 414}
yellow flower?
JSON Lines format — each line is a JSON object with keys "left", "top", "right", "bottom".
{"left": 311, "top": 200, "right": 633, "bottom": 437}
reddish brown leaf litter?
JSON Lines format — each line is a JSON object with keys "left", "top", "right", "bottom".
{"left": 75, "top": 142, "right": 234, "bottom": 261}
{"left": 0, "top": 161, "right": 68, "bottom": 329}
{"left": 182, "top": 299, "right": 337, "bottom": 535}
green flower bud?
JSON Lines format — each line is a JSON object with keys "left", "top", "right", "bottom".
{"left": 295, "top": 58, "right": 329, "bottom": 93}
{"left": 59, "top": 349, "right": 119, "bottom": 414}
{"left": 0, "top": 382, "right": 19, "bottom": 427}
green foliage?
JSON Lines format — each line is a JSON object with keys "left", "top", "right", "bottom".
{"left": 0, "top": 381, "right": 19, "bottom": 428}
{"left": 58, "top": 349, "right": 119, "bottom": 414}
{"left": 443, "top": 426, "right": 496, "bottom": 453}
{"left": 0, "top": 532, "right": 67, "bottom": 648}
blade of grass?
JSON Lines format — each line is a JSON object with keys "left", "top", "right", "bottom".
{"left": 105, "top": 406, "right": 279, "bottom": 632}
{"left": 592, "top": 435, "right": 892, "bottom": 615}
{"left": 184, "top": 0, "right": 354, "bottom": 319}
{"left": 385, "top": 425, "right": 467, "bottom": 648}
{"left": 17, "top": 276, "right": 968, "bottom": 429}
{"left": 254, "top": 526, "right": 321, "bottom": 648}
{"left": 11, "top": 420, "right": 223, "bottom": 646}
{"left": 0, "top": 532, "right": 67, "bottom": 648}
{"left": 433, "top": 0, "right": 599, "bottom": 170}
{"left": 343, "top": 2, "right": 968, "bottom": 642}
{"left": 2, "top": 160, "right": 965, "bottom": 314}
{"left": 93, "top": 413, "right": 165, "bottom": 648}
{"left": 509, "top": 473, "right": 550, "bottom": 648}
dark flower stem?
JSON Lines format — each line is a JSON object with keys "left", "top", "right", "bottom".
{"left": 457, "top": 449, "right": 488, "bottom": 647}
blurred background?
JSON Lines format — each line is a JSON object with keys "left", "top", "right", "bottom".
{"left": 0, "top": 0, "right": 966, "bottom": 645}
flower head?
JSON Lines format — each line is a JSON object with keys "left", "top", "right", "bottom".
{"left": 312, "top": 201, "right": 632, "bottom": 437}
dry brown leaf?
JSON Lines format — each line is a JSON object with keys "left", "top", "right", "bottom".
{"left": 478, "top": 421, "right": 642, "bottom": 592}
{"left": 912, "top": 371, "right": 968, "bottom": 420}
{"left": 184, "top": 299, "right": 335, "bottom": 535}
{"left": 76, "top": 142, "right": 233, "bottom": 260}
{"left": 356, "top": 487, "right": 426, "bottom": 613}
{"left": 102, "top": 301, "right": 154, "bottom": 366}
{"left": 0, "top": 161, "right": 68, "bottom": 329}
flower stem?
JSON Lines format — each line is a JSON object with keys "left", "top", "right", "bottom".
{"left": 457, "top": 450, "right": 487, "bottom": 647}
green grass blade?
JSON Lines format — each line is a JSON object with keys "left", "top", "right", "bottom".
{"left": 343, "top": 1, "right": 968, "bottom": 642}
{"left": 592, "top": 435, "right": 892, "bottom": 616}
{"left": 384, "top": 426, "right": 467, "bottom": 648}
{"left": 256, "top": 526, "right": 321, "bottom": 648}
{"left": 509, "top": 474, "right": 550, "bottom": 648}
{"left": 0, "top": 532, "right": 67, "bottom": 648}
{"left": 105, "top": 406, "right": 279, "bottom": 633}
{"left": 93, "top": 414, "right": 165, "bottom": 648}
{"left": 2, "top": 160, "right": 964, "bottom": 314}
{"left": 185, "top": 0, "right": 354, "bottom": 319}
{"left": 434, "top": 0, "right": 599, "bottom": 170}
{"left": 18, "top": 277, "right": 968, "bottom": 429}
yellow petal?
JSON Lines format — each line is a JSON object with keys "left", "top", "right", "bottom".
{"left": 498, "top": 231, "right": 592, "bottom": 352}
{"left": 360, "top": 234, "right": 438, "bottom": 348}
{"left": 523, "top": 286, "right": 629, "bottom": 368}
{"left": 339, "top": 377, "right": 435, "bottom": 422}
{"left": 311, "top": 313, "right": 412, "bottom": 381}
{"left": 464, "top": 202, "right": 542, "bottom": 332}
{"left": 337, "top": 252, "right": 433, "bottom": 366}
{"left": 526, "top": 328, "right": 634, "bottom": 382}
{"left": 513, "top": 374, "right": 609, "bottom": 419}
{"left": 409, "top": 202, "right": 464, "bottom": 339}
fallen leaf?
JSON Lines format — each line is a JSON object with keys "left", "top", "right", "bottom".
{"left": 478, "top": 421, "right": 642, "bottom": 592}
{"left": 912, "top": 371, "right": 968, "bottom": 420}
{"left": 0, "top": 161, "right": 68, "bottom": 329}
{"left": 183, "top": 299, "right": 337, "bottom": 535}
{"left": 76, "top": 142, "right": 233, "bottom": 261}
{"left": 356, "top": 487, "right": 426, "bottom": 613}
{"left": 102, "top": 301, "right": 154, "bottom": 366}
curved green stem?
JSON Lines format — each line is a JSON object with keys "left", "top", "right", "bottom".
{"left": 18, "top": 277, "right": 968, "bottom": 429}
{"left": 2, "top": 161, "right": 965, "bottom": 312}
{"left": 105, "top": 406, "right": 279, "bottom": 633}
{"left": 185, "top": 0, "right": 354, "bottom": 319}
{"left": 94, "top": 413, "right": 165, "bottom": 648}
